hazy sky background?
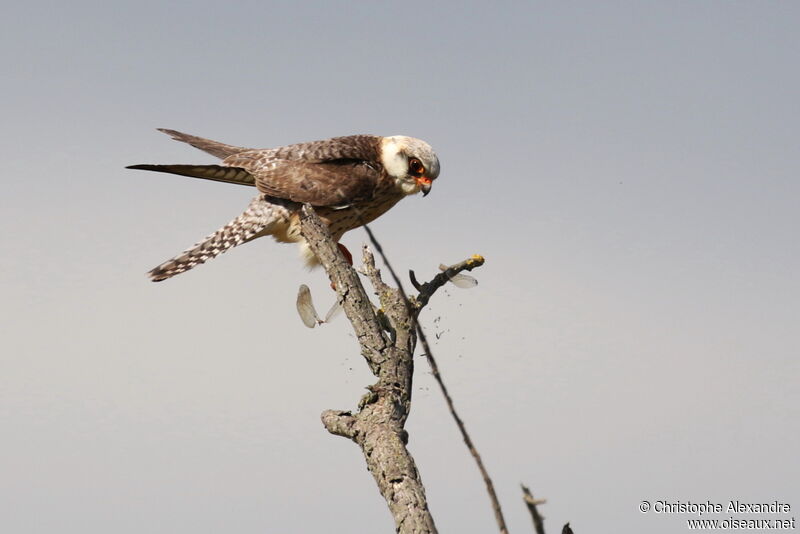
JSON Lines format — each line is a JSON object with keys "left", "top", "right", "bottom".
{"left": 2, "top": 2, "right": 798, "bottom": 533}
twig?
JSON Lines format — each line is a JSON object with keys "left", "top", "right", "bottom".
{"left": 412, "top": 255, "right": 485, "bottom": 310}
{"left": 521, "top": 484, "right": 546, "bottom": 534}
{"left": 417, "top": 325, "right": 508, "bottom": 534}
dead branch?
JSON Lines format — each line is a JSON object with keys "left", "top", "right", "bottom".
{"left": 411, "top": 255, "right": 485, "bottom": 310}
{"left": 362, "top": 227, "right": 507, "bottom": 534}
{"left": 301, "top": 205, "right": 494, "bottom": 534}
{"left": 300, "top": 205, "right": 435, "bottom": 533}
{"left": 521, "top": 484, "right": 574, "bottom": 534}
{"left": 415, "top": 322, "right": 509, "bottom": 534}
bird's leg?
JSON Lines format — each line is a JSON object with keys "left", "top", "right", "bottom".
{"left": 337, "top": 243, "right": 354, "bottom": 266}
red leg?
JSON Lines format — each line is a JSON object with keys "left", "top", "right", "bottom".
{"left": 337, "top": 243, "right": 353, "bottom": 265}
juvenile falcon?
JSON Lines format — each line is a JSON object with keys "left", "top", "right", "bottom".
{"left": 127, "top": 129, "right": 440, "bottom": 281}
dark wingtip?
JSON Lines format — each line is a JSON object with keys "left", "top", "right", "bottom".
{"left": 126, "top": 164, "right": 171, "bottom": 173}
{"left": 147, "top": 269, "right": 169, "bottom": 282}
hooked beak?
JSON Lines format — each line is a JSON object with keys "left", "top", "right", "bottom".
{"left": 416, "top": 176, "right": 432, "bottom": 197}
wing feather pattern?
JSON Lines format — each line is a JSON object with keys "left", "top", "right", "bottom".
{"left": 221, "top": 135, "right": 385, "bottom": 206}
{"left": 225, "top": 157, "right": 381, "bottom": 206}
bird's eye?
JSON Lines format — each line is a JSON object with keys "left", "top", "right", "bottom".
{"left": 408, "top": 157, "right": 426, "bottom": 177}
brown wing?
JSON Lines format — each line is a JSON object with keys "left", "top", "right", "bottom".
{"left": 252, "top": 159, "right": 383, "bottom": 206}
{"left": 222, "top": 136, "right": 386, "bottom": 206}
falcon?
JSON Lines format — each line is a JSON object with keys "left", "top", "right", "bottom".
{"left": 127, "top": 129, "right": 440, "bottom": 281}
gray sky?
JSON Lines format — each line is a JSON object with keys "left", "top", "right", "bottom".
{"left": 2, "top": 2, "right": 798, "bottom": 533}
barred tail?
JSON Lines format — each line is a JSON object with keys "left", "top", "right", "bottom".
{"left": 148, "top": 196, "right": 281, "bottom": 282}
{"left": 126, "top": 163, "right": 257, "bottom": 187}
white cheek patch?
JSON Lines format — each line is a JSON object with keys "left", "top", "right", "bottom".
{"left": 380, "top": 136, "right": 408, "bottom": 178}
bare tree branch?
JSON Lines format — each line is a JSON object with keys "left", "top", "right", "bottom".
{"left": 360, "top": 226, "right": 508, "bottom": 534}
{"left": 301, "top": 205, "right": 498, "bottom": 533}
{"left": 300, "top": 205, "right": 436, "bottom": 534}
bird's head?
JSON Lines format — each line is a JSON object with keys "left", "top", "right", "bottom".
{"left": 380, "top": 136, "right": 440, "bottom": 197}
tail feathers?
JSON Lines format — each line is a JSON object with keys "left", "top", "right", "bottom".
{"left": 126, "top": 163, "right": 257, "bottom": 187}
{"left": 148, "top": 196, "right": 283, "bottom": 281}
{"left": 157, "top": 128, "right": 250, "bottom": 159}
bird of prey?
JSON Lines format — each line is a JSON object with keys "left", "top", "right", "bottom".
{"left": 127, "top": 129, "right": 440, "bottom": 281}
